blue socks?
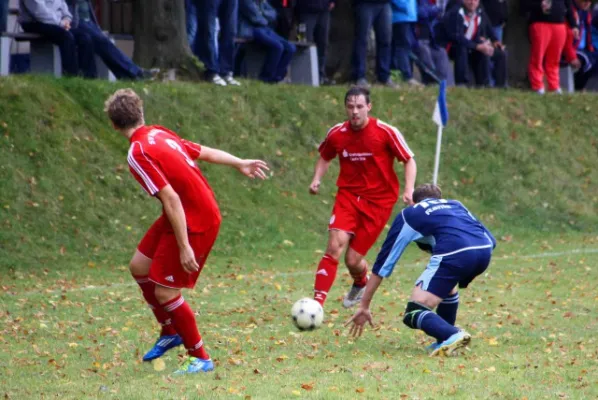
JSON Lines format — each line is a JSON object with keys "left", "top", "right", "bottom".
{"left": 436, "top": 292, "right": 459, "bottom": 326}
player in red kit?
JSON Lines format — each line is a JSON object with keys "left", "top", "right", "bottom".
{"left": 104, "top": 89, "right": 269, "bottom": 374}
{"left": 309, "top": 86, "right": 417, "bottom": 310}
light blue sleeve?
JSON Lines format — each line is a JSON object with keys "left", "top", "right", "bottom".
{"left": 372, "top": 210, "right": 424, "bottom": 278}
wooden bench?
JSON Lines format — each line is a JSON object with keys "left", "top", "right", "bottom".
{"left": 234, "top": 37, "right": 319, "bottom": 86}
{"left": 1, "top": 9, "right": 116, "bottom": 80}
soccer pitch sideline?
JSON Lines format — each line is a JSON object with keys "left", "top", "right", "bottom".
{"left": 1, "top": 236, "right": 597, "bottom": 399}
{"left": 1, "top": 76, "right": 598, "bottom": 399}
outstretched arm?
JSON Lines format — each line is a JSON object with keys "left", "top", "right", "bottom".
{"left": 345, "top": 274, "right": 384, "bottom": 338}
{"left": 309, "top": 157, "right": 332, "bottom": 194}
{"left": 402, "top": 157, "right": 417, "bottom": 205}
{"left": 198, "top": 146, "right": 269, "bottom": 179}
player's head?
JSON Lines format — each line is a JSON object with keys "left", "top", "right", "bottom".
{"left": 413, "top": 184, "right": 442, "bottom": 203}
{"left": 104, "top": 89, "right": 145, "bottom": 133}
{"left": 344, "top": 86, "right": 372, "bottom": 130}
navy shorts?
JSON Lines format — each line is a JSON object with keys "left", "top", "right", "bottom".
{"left": 415, "top": 246, "right": 493, "bottom": 299}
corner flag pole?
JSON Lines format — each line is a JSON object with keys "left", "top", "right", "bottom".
{"left": 432, "top": 124, "right": 443, "bottom": 185}
{"left": 431, "top": 80, "right": 448, "bottom": 185}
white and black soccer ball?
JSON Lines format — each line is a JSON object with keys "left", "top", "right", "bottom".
{"left": 291, "top": 298, "right": 324, "bottom": 331}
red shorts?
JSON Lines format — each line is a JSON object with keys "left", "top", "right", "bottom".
{"left": 329, "top": 190, "right": 393, "bottom": 256}
{"left": 138, "top": 217, "right": 220, "bottom": 289}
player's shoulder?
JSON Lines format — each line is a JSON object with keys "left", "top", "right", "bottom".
{"left": 324, "top": 121, "right": 349, "bottom": 139}
{"left": 373, "top": 118, "right": 400, "bottom": 133}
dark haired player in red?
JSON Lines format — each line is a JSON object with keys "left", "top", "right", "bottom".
{"left": 104, "top": 89, "right": 269, "bottom": 374}
{"left": 309, "top": 86, "right": 417, "bottom": 310}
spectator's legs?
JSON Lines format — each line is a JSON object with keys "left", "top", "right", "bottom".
{"left": 70, "top": 27, "right": 97, "bottom": 78}
{"left": 351, "top": 3, "right": 375, "bottom": 81}
{"left": 373, "top": 3, "right": 392, "bottom": 83}
{"left": 252, "top": 27, "right": 284, "bottom": 82}
{"left": 0, "top": 0, "right": 8, "bottom": 33}
{"left": 185, "top": 0, "right": 198, "bottom": 51}
{"left": 21, "top": 22, "right": 79, "bottom": 76}
{"left": 491, "top": 47, "right": 507, "bottom": 88}
{"left": 314, "top": 10, "right": 331, "bottom": 81}
{"left": 573, "top": 50, "right": 598, "bottom": 90}
{"left": 528, "top": 22, "right": 551, "bottom": 91}
{"left": 543, "top": 23, "right": 566, "bottom": 91}
{"left": 217, "top": 0, "right": 237, "bottom": 77}
{"left": 414, "top": 40, "right": 434, "bottom": 83}
{"left": 470, "top": 50, "right": 490, "bottom": 86}
{"left": 391, "top": 22, "right": 413, "bottom": 81}
{"left": 430, "top": 46, "right": 450, "bottom": 82}
{"left": 196, "top": 0, "right": 220, "bottom": 77}
{"left": 78, "top": 21, "right": 142, "bottom": 80}
{"left": 275, "top": 35, "right": 296, "bottom": 81}
{"left": 449, "top": 44, "right": 469, "bottom": 86}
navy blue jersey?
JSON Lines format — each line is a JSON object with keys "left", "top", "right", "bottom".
{"left": 372, "top": 198, "right": 496, "bottom": 278}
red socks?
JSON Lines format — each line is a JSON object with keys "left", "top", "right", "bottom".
{"left": 350, "top": 260, "right": 369, "bottom": 288}
{"left": 134, "top": 275, "right": 177, "bottom": 336}
{"left": 162, "top": 295, "right": 209, "bottom": 360}
{"left": 313, "top": 254, "right": 339, "bottom": 306}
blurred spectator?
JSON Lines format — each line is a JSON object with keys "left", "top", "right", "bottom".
{"left": 195, "top": 0, "right": 241, "bottom": 86}
{"left": 436, "top": 0, "right": 507, "bottom": 87}
{"left": 481, "top": 0, "right": 508, "bottom": 40}
{"left": 66, "top": 0, "right": 155, "bottom": 80}
{"left": 297, "top": 0, "right": 335, "bottom": 85}
{"left": 185, "top": 0, "right": 198, "bottom": 48}
{"left": 391, "top": 0, "right": 422, "bottom": 86}
{"left": 563, "top": 0, "right": 597, "bottom": 90}
{"left": 270, "top": 0, "right": 296, "bottom": 39}
{"left": 238, "top": 0, "right": 296, "bottom": 83}
{"left": 521, "top": 0, "right": 578, "bottom": 94}
{"left": 352, "top": 0, "right": 397, "bottom": 88}
{"left": 1, "top": 0, "right": 8, "bottom": 32}
{"left": 414, "top": 0, "right": 450, "bottom": 83}
{"left": 19, "top": 0, "right": 95, "bottom": 77}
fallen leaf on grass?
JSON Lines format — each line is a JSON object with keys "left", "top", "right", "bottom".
{"left": 301, "top": 383, "right": 314, "bottom": 391}
{"left": 356, "top": 388, "right": 365, "bottom": 393}
{"left": 152, "top": 359, "right": 165, "bottom": 371}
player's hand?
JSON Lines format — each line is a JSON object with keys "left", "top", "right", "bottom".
{"left": 309, "top": 180, "right": 320, "bottom": 195}
{"left": 344, "top": 308, "right": 374, "bottom": 338}
{"left": 571, "top": 57, "right": 582, "bottom": 71}
{"left": 238, "top": 159, "right": 269, "bottom": 180}
{"left": 572, "top": 27, "right": 580, "bottom": 41}
{"left": 402, "top": 187, "right": 414, "bottom": 205}
{"left": 180, "top": 245, "right": 199, "bottom": 273}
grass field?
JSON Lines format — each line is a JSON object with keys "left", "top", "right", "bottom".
{"left": 1, "top": 76, "right": 597, "bottom": 399}
{"left": 2, "top": 234, "right": 598, "bottom": 399}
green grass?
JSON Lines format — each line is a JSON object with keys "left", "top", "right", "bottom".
{"left": 0, "top": 76, "right": 597, "bottom": 398}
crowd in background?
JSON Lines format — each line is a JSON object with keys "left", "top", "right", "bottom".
{"left": 1, "top": 0, "right": 598, "bottom": 92}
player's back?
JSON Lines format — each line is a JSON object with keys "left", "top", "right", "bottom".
{"left": 404, "top": 199, "right": 495, "bottom": 255}
{"left": 128, "top": 125, "right": 221, "bottom": 233}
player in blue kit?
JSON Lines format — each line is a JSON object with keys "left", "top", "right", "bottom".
{"left": 345, "top": 183, "right": 497, "bottom": 356}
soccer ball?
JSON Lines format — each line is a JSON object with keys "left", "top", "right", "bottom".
{"left": 291, "top": 298, "right": 324, "bottom": 331}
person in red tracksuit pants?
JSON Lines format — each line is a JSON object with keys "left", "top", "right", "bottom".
{"left": 522, "top": 0, "right": 579, "bottom": 93}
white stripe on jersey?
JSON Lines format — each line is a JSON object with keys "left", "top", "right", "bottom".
{"left": 434, "top": 244, "right": 493, "bottom": 258}
{"left": 128, "top": 143, "right": 158, "bottom": 194}
{"left": 377, "top": 120, "right": 414, "bottom": 160}
{"left": 138, "top": 142, "right": 168, "bottom": 186}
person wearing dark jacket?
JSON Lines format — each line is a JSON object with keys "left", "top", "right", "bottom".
{"left": 436, "top": 0, "right": 507, "bottom": 87}
{"left": 269, "top": 0, "right": 296, "bottom": 39}
{"left": 66, "top": 0, "right": 152, "bottom": 80}
{"left": 480, "top": 0, "right": 508, "bottom": 40}
{"left": 563, "top": 0, "right": 597, "bottom": 90}
{"left": 521, "top": 0, "right": 578, "bottom": 93}
{"left": 414, "top": 0, "right": 450, "bottom": 83}
{"left": 238, "top": 0, "right": 296, "bottom": 83}
{"left": 352, "top": 0, "right": 397, "bottom": 88}
{"left": 297, "top": 0, "right": 335, "bottom": 85}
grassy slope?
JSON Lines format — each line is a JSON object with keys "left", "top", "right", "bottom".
{"left": 1, "top": 76, "right": 597, "bottom": 272}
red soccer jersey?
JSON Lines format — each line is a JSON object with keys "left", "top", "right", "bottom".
{"left": 127, "top": 125, "right": 221, "bottom": 233}
{"left": 318, "top": 117, "right": 414, "bottom": 208}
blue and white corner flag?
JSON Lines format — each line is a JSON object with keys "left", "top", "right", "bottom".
{"left": 432, "top": 80, "right": 448, "bottom": 185}
{"left": 432, "top": 80, "right": 449, "bottom": 127}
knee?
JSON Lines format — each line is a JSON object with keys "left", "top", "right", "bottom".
{"left": 154, "top": 285, "right": 179, "bottom": 305}
{"left": 285, "top": 41, "right": 296, "bottom": 54}
{"left": 325, "top": 243, "right": 344, "bottom": 260}
{"left": 344, "top": 252, "right": 361, "bottom": 269}
{"left": 402, "top": 301, "right": 431, "bottom": 329}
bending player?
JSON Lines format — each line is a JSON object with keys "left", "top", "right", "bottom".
{"left": 104, "top": 89, "right": 269, "bottom": 374}
{"left": 345, "top": 184, "right": 497, "bottom": 356}
{"left": 309, "top": 86, "right": 417, "bottom": 309}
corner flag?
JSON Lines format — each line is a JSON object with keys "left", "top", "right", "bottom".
{"left": 432, "top": 80, "right": 448, "bottom": 185}
{"left": 432, "top": 80, "right": 449, "bottom": 127}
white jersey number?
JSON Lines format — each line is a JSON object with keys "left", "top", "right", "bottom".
{"left": 165, "top": 138, "right": 196, "bottom": 168}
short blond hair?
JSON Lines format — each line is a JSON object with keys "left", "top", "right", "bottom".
{"left": 104, "top": 88, "right": 144, "bottom": 129}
